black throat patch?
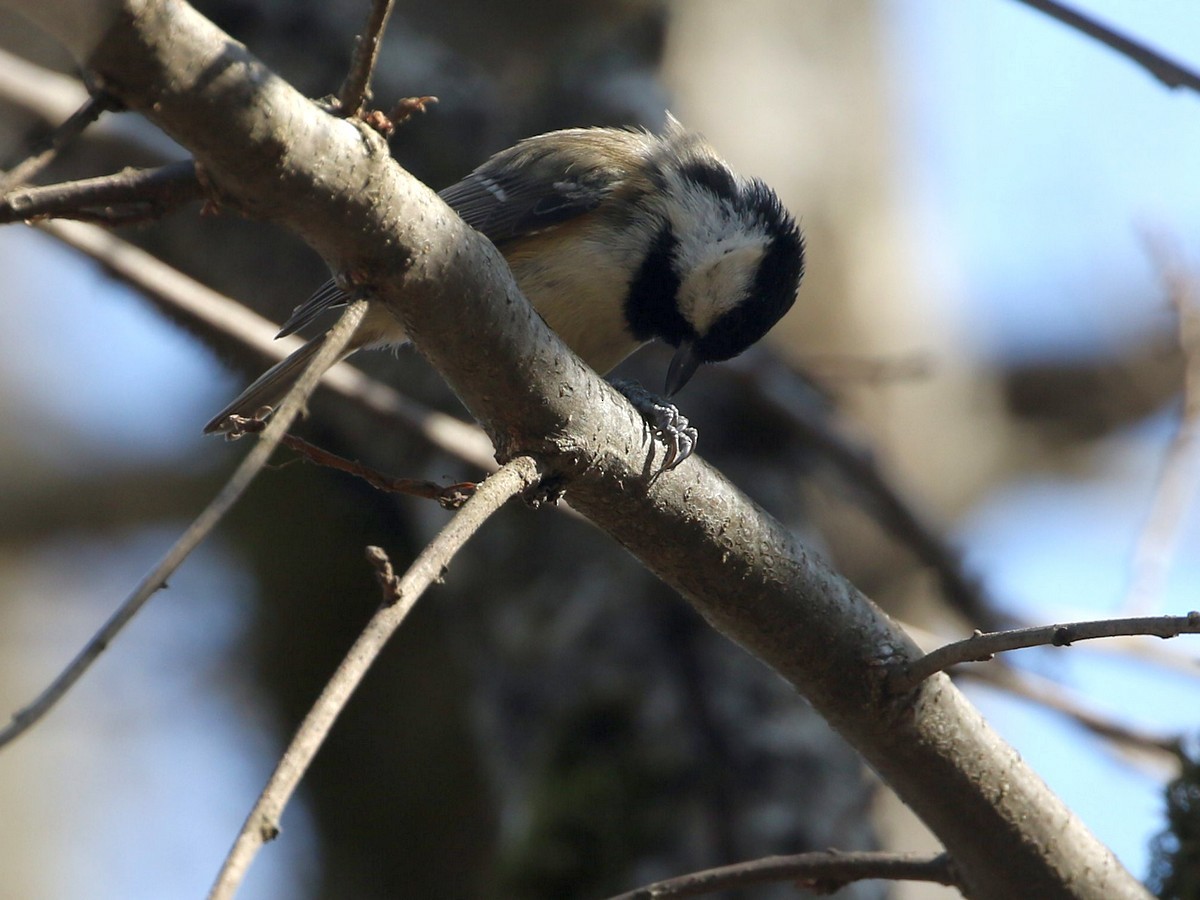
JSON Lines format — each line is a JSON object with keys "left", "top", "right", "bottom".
{"left": 623, "top": 224, "right": 692, "bottom": 347}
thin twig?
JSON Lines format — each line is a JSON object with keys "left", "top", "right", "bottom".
{"left": 228, "top": 417, "right": 477, "bottom": 505}
{"left": 1, "top": 160, "right": 204, "bottom": 224}
{"left": 337, "top": 0, "right": 397, "bottom": 117}
{"left": 892, "top": 612, "right": 1200, "bottom": 694}
{"left": 899, "top": 620, "right": 1183, "bottom": 759}
{"left": 0, "top": 48, "right": 92, "bottom": 123}
{"left": 1011, "top": 0, "right": 1200, "bottom": 94}
{"left": 0, "top": 302, "right": 368, "bottom": 750}
{"left": 0, "top": 90, "right": 116, "bottom": 193}
{"left": 278, "top": 432, "right": 476, "bottom": 508}
{"left": 207, "top": 456, "right": 540, "bottom": 900}
{"left": 605, "top": 850, "right": 958, "bottom": 899}
{"left": 1126, "top": 236, "right": 1200, "bottom": 614}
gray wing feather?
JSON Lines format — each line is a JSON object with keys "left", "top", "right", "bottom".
{"left": 203, "top": 333, "right": 329, "bottom": 433}
{"left": 438, "top": 164, "right": 613, "bottom": 242}
{"left": 276, "top": 278, "right": 351, "bottom": 338}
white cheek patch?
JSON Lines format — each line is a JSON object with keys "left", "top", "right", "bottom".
{"left": 677, "top": 238, "right": 766, "bottom": 335}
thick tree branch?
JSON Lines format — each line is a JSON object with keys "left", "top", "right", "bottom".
{"left": 10, "top": 2, "right": 1153, "bottom": 896}
{"left": 208, "top": 458, "right": 540, "bottom": 900}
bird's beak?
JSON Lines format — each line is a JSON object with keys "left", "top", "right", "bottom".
{"left": 665, "top": 342, "right": 701, "bottom": 397}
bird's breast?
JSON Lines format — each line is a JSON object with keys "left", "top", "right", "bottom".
{"left": 502, "top": 221, "right": 648, "bottom": 375}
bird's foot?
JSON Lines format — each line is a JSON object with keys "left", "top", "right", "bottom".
{"left": 610, "top": 379, "right": 698, "bottom": 472}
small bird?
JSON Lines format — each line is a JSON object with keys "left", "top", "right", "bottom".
{"left": 205, "top": 116, "right": 804, "bottom": 466}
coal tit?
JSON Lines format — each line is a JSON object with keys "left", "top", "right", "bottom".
{"left": 205, "top": 116, "right": 804, "bottom": 465}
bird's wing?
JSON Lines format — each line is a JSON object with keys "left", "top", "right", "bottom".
{"left": 277, "top": 128, "right": 647, "bottom": 338}
{"left": 438, "top": 127, "right": 646, "bottom": 243}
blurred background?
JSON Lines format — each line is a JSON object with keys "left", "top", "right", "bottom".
{"left": 1, "top": 1, "right": 1198, "bottom": 898}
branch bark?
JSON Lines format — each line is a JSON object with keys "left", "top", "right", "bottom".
{"left": 7, "top": 2, "right": 1152, "bottom": 896}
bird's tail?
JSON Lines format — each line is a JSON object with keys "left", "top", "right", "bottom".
{"left": 204, "top": 334, "right": 337, "bottom": 434}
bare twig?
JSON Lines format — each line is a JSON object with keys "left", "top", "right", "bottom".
{"left": 278, "top": 431, "right": 476, "bottom": 507}
{"left": 1, "top": 160, "right": 204, "bottom": 224}
{"left": 0, "top": 90, "right": 116, "bottom": 192}
{"left": 207, "top": 456, "right": 540, "bottom": 900}
{"left": 361, "top": 95, "right": 438, "bottom": 139}
{"left": 1011, "top": 0, "right": 1200, "bottom": 95}
{"left": 899, "top": 620, "right": 1184, "bottom": 760}
{"left": 605, "top": 850, "right": 958, "bottom": 899}
{"left": 337, "top": 0, "right": 397, "bottom": 117}
{"left": 0, "top": 302, "right": 367, "bottom": 750}
{"left": 892, "top": 612, "right": 1200, "bottom": 693}
{"left": 226, "top": 417, "right": 477, "bottom": 505}
{"left": 0, "top": 48, "right": 91, "bottom": 123}
{"left": 1126, "top": 237, "right": 1200, "bottom": 614}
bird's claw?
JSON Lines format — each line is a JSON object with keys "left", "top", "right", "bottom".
{"left": 611, "top": 379, "right": 698, "bottom": 472}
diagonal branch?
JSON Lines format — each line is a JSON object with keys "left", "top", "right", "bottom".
{"left": 34, "top": 218, "right": 497, "bottom": 470}
{"left": 0, "top": 301, "right": 367, "bottom": 750}
{"left": 1011, "top": 0, "right": 1200, "bottom": 94}
{"left": 605, "top": 850, "right": 958, "bottom": 900}
{"left": 207, "top": 457, "right": 540, "bottom": 900}
{"left": 0, "top": 89, "right": 117, "bottom": 192}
